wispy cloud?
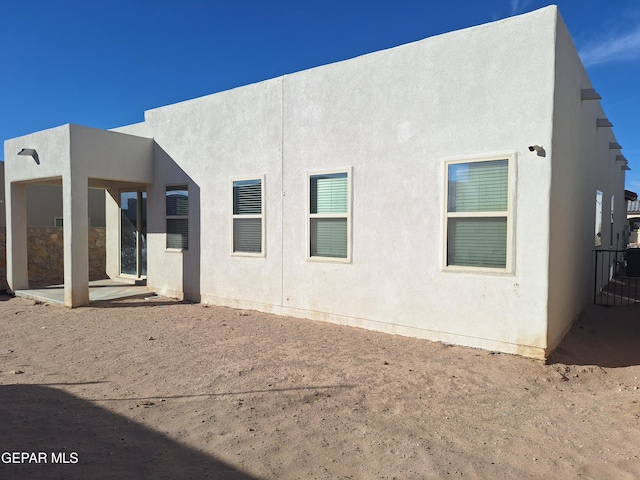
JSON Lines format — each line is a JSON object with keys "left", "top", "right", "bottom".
{"left": 625, "top": 177, "right": 640, "bottom": 191}
{"left": 579, "top": 25, "right": 640, "bottom": 67}
{"left": 510, "top": 0, "right": 532, "bottom": 16}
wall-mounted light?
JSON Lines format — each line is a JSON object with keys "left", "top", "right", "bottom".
{"left": 17, "top": 148, "right": 39, "bottom": 165}
{"left": 528, "top": 145, "right": 545, "bottom": 157}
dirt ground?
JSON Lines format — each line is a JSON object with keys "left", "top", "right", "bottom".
{"left": 1, "top": 294, "right": 639, "bottom": 479}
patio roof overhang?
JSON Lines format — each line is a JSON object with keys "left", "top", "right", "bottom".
{"left": 4, "top": 124, "right": 154, "bottom": 307}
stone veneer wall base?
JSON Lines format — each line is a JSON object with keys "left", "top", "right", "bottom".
{"left": 0, "top": 227, "right": 107, "bottom": 289}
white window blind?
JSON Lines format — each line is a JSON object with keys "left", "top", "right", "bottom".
{"left": 311, "top": 175, "right": 348, "bottom": 214}
{"left": 310, "top": 172, "right": 349, "bottom": 259}
{"left": 166, "top": 185, "right": 188, "bottom": 249}
{"left": 446, "top": 160, "right": 509, "bottom": 269}
{"left": 448, "top": 161, "right": 508, "bottom": 212}
{"left": 311, "top": 218, "right": 348, "bottom": 258}
{"left": 447, "top": 217, "right": 507, "bottom": 268}
{"left": 233, "top": 179, "right": 263, "bottom": 254}
{"left": 167, "top": 219, "right": 189, "bottom": 249}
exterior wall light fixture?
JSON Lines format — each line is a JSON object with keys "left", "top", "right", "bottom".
{"left": 528, "top": 145, "right": 545, "bottom": 157}
{"left": 17, "top": 148, "right": 40, "bottom": 165}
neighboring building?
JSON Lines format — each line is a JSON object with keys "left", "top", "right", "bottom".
{"left": 3, "top": 6, "right": 628, "bottom": 358}
{"left": 626, "top": 191, "right": 640, "bottom": 245}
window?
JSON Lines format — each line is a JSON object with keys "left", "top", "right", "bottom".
{"left": 610, "top": 195, "right": 615, "bottom": 248}
{"left": 232, "top": 178, "right": 264, "bottom": 255}
{"left": 446, "top": 158, "right": 511, "bottom": 270}
{"left": 309, "top": 170, "right": 351, "bottom": 260}
{"left": 594, "top": 190, "right": 603, "bottom": 247}
{"left": 166, "top": 185, "right": 188, "bottom": 249}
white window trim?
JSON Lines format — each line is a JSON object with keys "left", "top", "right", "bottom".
{"left": 165, "top": 183, "right": 189, "bottom": 251}
{"left": 118, "top": 188, "right": 147, "bottom": 279}
{"left": 307, "top": 167, "right": 353, "bottom": 263}
{"left": 610, "top": 194, "right": 615, "bottom": 248}
{"left": 443, "top": 155, "right": 515, "bottom": 274}
{"left": 230, "top": 174, "right": 266, "bottom": 257}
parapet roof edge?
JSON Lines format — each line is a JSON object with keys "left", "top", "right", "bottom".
{"left": 141, "top": 5, "right": 559, "bottom": 119}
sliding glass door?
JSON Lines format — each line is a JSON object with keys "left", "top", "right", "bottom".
{"left": 120, "top": 190, "right": 147, "bottom": 277}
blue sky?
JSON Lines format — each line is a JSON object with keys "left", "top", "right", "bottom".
{"left": 1, "top": 1, "right": 639, "bottom": 188}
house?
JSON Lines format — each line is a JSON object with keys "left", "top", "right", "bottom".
{"left": 626, "top": 190, "right": 640, "bottom": 245}
{"left": 3, "top": 6, "right": 627, "bottom": 358}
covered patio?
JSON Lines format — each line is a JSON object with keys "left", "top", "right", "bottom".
{"left": 4, "top": 124, "right": 154, "bottom": 307}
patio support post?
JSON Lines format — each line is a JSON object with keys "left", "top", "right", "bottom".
{"left": 63, "top": 174, "right": 90, "bottom": 307}
{"left": 6, "top": 182, "right": 29, "bottom": 291}
{"left": 105, "top": 188, "right": 120, "bottom": 279}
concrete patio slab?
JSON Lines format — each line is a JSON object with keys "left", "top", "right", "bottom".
{"left": 15, "top": 279, "right": 150, "bottom": 306}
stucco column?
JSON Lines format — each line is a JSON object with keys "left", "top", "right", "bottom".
{"left": 104, "top": 188, "right": 120, "bottom": 279}
{"left": 63, "top": 175, "right": 90, "bottom": 307}
{"left": 6, "top": 182, "right": 29, "bottom": 291}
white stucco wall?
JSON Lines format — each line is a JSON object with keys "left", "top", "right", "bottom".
{"left": 0, "top": 163, "right": 5, "bottom": 226}
{"left": 547, "top": 13, "right": 626, "bottom": 350}
{"left": 7, "top": 6, "right": 619, "bottom": 356}
{"left": 129, "top": 6, "right": 560, "bottom": 357}
{"left": 137, "top": 79, "right": 284, "bottom": 302}
{"left": 4, "top": 124, "right": 153, "bottom": 305}
{"left": 278, "top": 7, "right": 556, "bottom": 357}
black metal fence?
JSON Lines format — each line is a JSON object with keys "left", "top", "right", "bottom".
{"left": 593, "top": 249, "right": 640, "bottom": 306}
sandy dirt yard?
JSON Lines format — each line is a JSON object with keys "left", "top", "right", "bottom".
{"left": 1, "top": 294, "right": 639, "bottom": 479}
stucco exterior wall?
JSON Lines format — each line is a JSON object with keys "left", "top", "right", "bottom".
{"left": 4, "top": 124, "right": 153, "bottom": 305}
{"left": 6, "top": 6, "right": 621, "bottom": 357}
{"left": 547, "top": 14, "right": 627, "bottom": 350}
{"left": 279, "top": 9, "right": 556, "bottom": 357}
{"left": 128, "top": 7, "right": 560, "bottom": 357}
{"left": 0, "top": 162, "right": 5, "bottom": 227}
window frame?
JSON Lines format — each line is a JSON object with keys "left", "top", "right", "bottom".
{"left": 443, "top": 155, "right": 515, "bottom": 273}
{"left": 307, "top": 167, "right": 352, "bottom": 263}
{"left": 230, "top": 175, "right": 266, "bottom": 257}
{"left": 609, "top": 194, "right": 615, "bottom": 248}
{"left": 594, "top": 189, "right": 603, "bottom": 248}
{"left": 165, "top": 183, "right": 189, "bottom": 251}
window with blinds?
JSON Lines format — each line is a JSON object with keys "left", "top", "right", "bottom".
{"left": 166, "top": 185, "right": 188, "bottom": 249}
{"left": 309, "top": 171, "right": 350, "bottom": 260}
{"left": 232, "top": 178, "right": 263, "bottom": 254}
{"left": 446, "top": 159, "right": 510, "bottom": 270}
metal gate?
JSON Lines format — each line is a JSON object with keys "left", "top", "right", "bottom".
{"left": 593, "top": 249, "right": 640, "bottom": 306}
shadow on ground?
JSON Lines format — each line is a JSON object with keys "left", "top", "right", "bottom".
{"left": 0, "top": 385, "right": 256, "bottom": 480}
{"left": 548, "top": 303, "right": 640, "bottom": 368}
{"left": 86, "top": 296, "right": 196, "bottom": 309}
